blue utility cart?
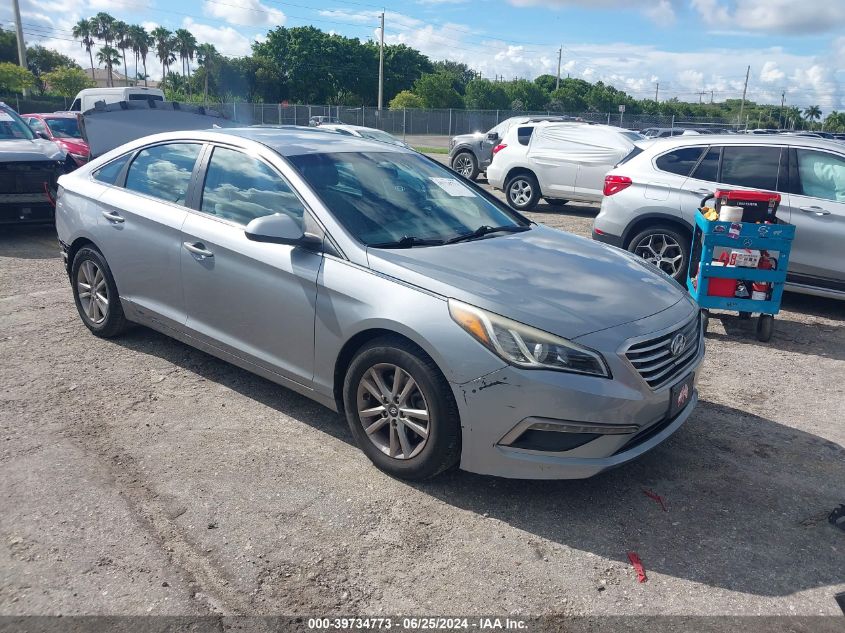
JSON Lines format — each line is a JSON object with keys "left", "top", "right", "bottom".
{"left": 686, "top": 210, "right": 796, "bottom": 342}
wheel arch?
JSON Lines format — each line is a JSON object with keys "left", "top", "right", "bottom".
{"left": 622, "top": 213, "right": 693, "bottom": 248}
{"left": 67, "top": 236, "right": 98, "bottom": 273}
{"left": 504, "top": 166, "right": 536, "bottom": 186}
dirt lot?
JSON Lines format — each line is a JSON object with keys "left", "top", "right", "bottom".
{"left": 1, "top": 169, "right": 844, "bottom": 625}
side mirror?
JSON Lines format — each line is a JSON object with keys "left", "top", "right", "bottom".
{"left": 36, "top": 131, "right": 50, "bottom": 140}
{"left": 244, "top": 214, "right": 322, "bottom": 250}
{"left": 487, "top": 132, "right": 499, "bottom": 141}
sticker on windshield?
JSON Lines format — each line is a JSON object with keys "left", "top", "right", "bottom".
{"left": 429, "top": 177, "right": 475, "bottom": 197}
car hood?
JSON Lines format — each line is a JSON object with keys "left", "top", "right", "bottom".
{"left": 54, "top": 138, "right": 89, "bottom": 156}
{"left": 451, "top": 132, "right": 484, "bottom": 145}
{"left": 366, "top": 225, "right": 689, "bottom": 339}
{"left": 0, "top": 138, "right": 65, "bottom": 162}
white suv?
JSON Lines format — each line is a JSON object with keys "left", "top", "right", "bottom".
{"left": 487, "top": 122, "right": 642, "bottom": 210}
{"left": 593, "top": 135, "right": 845, "bottom": 300}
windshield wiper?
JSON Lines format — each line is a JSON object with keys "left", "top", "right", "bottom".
{"left": 445, "top": 224, "right": 530, "bottom": 244}
{"left": 369, "top": 235, "right": 445, "bottom": 249}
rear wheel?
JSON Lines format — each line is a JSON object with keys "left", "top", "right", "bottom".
{"left": 71, "top": 246, "right": 128, "bottom": 338}
{"left": 451, "top": 151, "right": 478, "bottom": 180}
{"left": 343, "top": 337, "right": 460, "bottom": 480}
{"left": 505, "top": 172, "right": 540, "bottom": 211}
{"left": 627, "top": 224, "right": 690, "bottom": 281}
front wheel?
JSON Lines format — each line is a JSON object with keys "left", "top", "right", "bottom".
{"left": 342, "top": 337, "right": 460, "bottom": 480}
{"left": 505, "top": 173, "right": 540, "bottom": 211}
{"left": 71, "top": 246, "right": 128, "bottom": 338}
{"left": 451, "top": 151, "right": 478, "bottom": 180}
{"left": 627, "top": 225, "right": 690, "bottom": 281}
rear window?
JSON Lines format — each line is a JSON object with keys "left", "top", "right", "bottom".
{"left": 516, "top": 126, "right": 533, "bottom": 146}
{"left": 655, "top": 147, "right": 706, "bottom": 177}
{"left": 617, "top": 145, "right": 644, "bottom": 166}
{"left": 128, "top": 94, "right": 164, "bottom": 101}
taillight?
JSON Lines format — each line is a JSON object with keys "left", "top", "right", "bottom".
{"left": 603, "top": 175, "right": 632, "bottom": 196}
{"left": 492, "top": 143, "right": 507, "bottom": 154}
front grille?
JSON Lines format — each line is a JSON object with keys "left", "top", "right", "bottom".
{"left": 625, "top": 314, "right": 701, "bottom": 390}
{"left": 0, "top": 162, "right": 59, "bottom": 195}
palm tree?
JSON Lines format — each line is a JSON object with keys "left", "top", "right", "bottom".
{"left": 137, "top": 29, "right": 153, "bottom": 87}
{"left": 196, "top": 43, "right": 219, "bottom": 102}
{"left": 803, "top": 105, "right": 822, "bottom": 130}
{"left": 96, "top": 46, "right": 121, "bottom": 88}
{"left": 90, "top": 13, "right": 116, "bottom": 86}
{"left": 174, "top": 29, "right": 198, "bottom": 98}
{"left": 127, "top": 25, "right": 147, "bottom": 84}
{"left": 114, "top": 21, "right": 130, "bottom": 86}
{"left": 151, "top": 27, "right": 175, "bottom": 90}
{"left": 72, "top": 19, "right": 97, "bottom": 85}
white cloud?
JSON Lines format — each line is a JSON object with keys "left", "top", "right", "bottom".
{"left": 760, "top": 61, "right": 785, "bottom": 84}
{"left": 182, "top": 18, "right": 255, "bottom": 57}
{"left": 203, "top": 0, "right": 285, "bottom": 28}
{"left": 691, "top": 0, "right": 845, "bottom": 35}
{"left": 506, "top": 0, "right": 677, "bottom": 26}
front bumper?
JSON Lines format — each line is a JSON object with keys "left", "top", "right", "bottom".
{"left": 452, "top": 302, "right": 704, "bottom": 479}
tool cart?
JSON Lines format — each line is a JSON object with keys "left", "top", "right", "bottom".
{"left": 686, "top": 190, "right": 796, "bottom": 342}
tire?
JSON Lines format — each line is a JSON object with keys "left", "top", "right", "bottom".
{"left": 342, "top": 336, "right": 461, "bottom": 480}
{"left": 627, "top": 224, "right": 690, "bottom": 281}
{"left": 505, "top": 172, "right": 540, "bottom": 211}
{"left": 71, "top": 245, "right": 129, "bottom": 338}
{"left": 756, "top": 314, "right": 774, "bottom": 342}
{"left": 451, "top": 151, "right": 478, "bottom": 180}
{"left": 545, "top": 198, "right": 568, "bottom": 207}
{"left": 701, "top": 309, "right": 709, "bottom": 333}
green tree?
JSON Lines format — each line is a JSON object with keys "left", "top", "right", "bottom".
{"left": 127, "top": 25, "right": 149, "bottom": 85}
{"left": 42, "top": 66, "right": 94, "bottom": 96}
{"left": 432, "top": 60, "right": 475, "bottom": 94}
{"left": 0, "top": 61, "right": 36, "bottom": 94}
{"left": 463, "top": 78, "right": 509, "bottom": 109}
{"left": 114, "top": 21, "right": 130, "bottom": 86}
{"left": 0, "top": 28, "right": 17, "bottom": 64}
{"left": 26, "top": 45, "right": 78, "bottom": 94}
{"left": 72, "top": 19, "right": 96, "bottom": 83}
{"left": 414, "top": 72, "right": 463, "bottom": 108}
{"left": 90, "top": 13, "right": 117, "bottom": 86}
{"left": 803, "top": 105, "right": 822, "bottom": 129}
{"left": 389, "top": 90, "right": 424, "bottom": 109}
{"left": 196, "top": 43, "right": 220, "bottom": 101}
{"left": 96, "top": 45, "right": 121, "bottom": 87}
{"left": 533, "top": 73, "right": 558, "bottom": 95}
{"left": 151, "top": 27, "right": 175, "bottom": 90}
{"left": 503, "top": 79, "right": 545, "bottom": 110}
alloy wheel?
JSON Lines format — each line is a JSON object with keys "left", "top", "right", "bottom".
{"left": 76, "top": 260, "right": 109, "bottom": 325}
{"left": 633, "top": 233, "right": 684, "bottom": 277}
{"left": 509, "top": 179, "right": 532, "bottom": 206}
{"left": 356, "top": 363, "right": 430, "bottom": 460}
{"left": 453, "top": 154, "right": 474, "bottom": 177}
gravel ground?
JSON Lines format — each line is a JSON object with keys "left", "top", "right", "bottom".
{"left": 1, "top": 163, "right": 844, "bottom": 625}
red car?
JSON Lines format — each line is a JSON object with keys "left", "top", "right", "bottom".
{"left": 24, "top": 113, "right": 89, "bottom": 166}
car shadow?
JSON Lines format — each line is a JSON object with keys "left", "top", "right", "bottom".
{"left": 781, "top": 291, "right": 844, "bottom": 320}
{"left": 532, "top": 202, "right": 599, "bottom": 217}
{"left": 111, "top": 326, "right": 843, "bottom": 598}
{"left": 0, "top": 225, "right": 58, "bottom": 260}
{"left": 705, "top": 311, "right": 845, "bottom": 361}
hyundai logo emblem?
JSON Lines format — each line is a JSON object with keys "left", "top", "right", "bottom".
{"left": 670, "top": 333, "right": 686, "bottom": 357}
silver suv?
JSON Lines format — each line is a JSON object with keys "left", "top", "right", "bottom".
{"left": 593, "top": 135, "right": 845, "bottom": 300}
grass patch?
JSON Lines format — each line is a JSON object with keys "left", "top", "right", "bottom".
{"left": 414, "top": 146, "right": 449, "bottom": 154}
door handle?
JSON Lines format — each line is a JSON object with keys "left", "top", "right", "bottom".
{"left": 183, "top": 241, "right": 214, "bottom": 258}
{"left": 689, "top": 188, "right": 712, "bottom": 195}
{"left": 799, "top": 206, "right": 831, "bottom": 216}
{"left": 101, "top": 210, "right": 125, "bottom": 223}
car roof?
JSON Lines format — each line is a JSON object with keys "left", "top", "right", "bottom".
{"left": 210, "top": 127, "right": 408, "bottom": 156}
{"left": 28, "top": 112, "right": 77, "bottom": 118}
{"left": 642, "top": 133, "right": 845, "bottom": 153}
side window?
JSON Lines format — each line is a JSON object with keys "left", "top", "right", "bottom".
{"left": 29, "top": 118, "right": 48, "bottom": 134}
{"left": 796, "top": 149, "right": 845, "bottom": 202}
{"left": 93, "top": 154, "right": 132, "bottom": 185}
{"left": 655, "top": 147, "right": 706, "bottom": 177}
{"left": 690, "top": 146, "right": 720, "bottom": 182}
{"left": 721, "top": 146, "right": 781, "bottom": 191}
{"left": 201, "top": 146, "right": 306, "bottom": 226}
{"left": 69, "top": 99, "right": 81, "bottom": 112}
{"left": 124, "top": 143, "right": 201, "bottom": 204}
{"left": 516, "top": 126, "right": 533, "bottom": 146}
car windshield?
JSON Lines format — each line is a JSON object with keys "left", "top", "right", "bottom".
{"left": 288, "top": 151, "right": 527, "bottom": 246}
{"left": 0, "top": 108, "right": 35, "bottom": 140}
{"left": 357, "top": 129, "right": 403, "bottom": 146}
{"left": 45, "top": 117, "right": 82, "bottom": 139}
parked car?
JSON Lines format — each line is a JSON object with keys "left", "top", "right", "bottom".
{"left": 642, "top": 127, "right": 686, "bottom": 139}
{"left": 448, "top": 116, "right": 573, "bottom": 181}
{"left": 0, "top": 102, "right": 68, "bottom": 224}
{"left": 55, "top": 127, "right": 704, "bottom": 480}
{"left": 487, "top": 122, "right": 642, "bottom": 210}
{"left": 25, "top": 113, "right": 89, "bottom": 166}
{"left": 317, "top": 123, "right": 409, "bottom": 147}
{"left": 68, "top": 87, "right": 165, "bottom": 113}
{"left": 593, "top": 135, "right": 845, "bottom": 300}
{"left": 308, "top": 116, "right": 342, "bottom": 127}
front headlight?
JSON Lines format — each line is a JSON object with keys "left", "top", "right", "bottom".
{"left": 448, "top": 299, "right": 610, "bottom": 377}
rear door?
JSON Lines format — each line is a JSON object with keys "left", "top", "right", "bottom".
{"left": 648, "top": 145, "right": 707, "bottom": 221}
{"left": 527, "top": 126, "right": 577, "bottom": 196}
{"left": 782, "top": 147, "right": 845, "bottom": 289}
{"left": 180, "top": 144, "right": 323, "bottom": 385}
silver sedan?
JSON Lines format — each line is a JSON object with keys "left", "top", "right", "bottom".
{"left": 56, "top": 128, "right": 704, "bottom": 480}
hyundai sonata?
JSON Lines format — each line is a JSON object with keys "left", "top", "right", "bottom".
{"left": 56, "top": 128, "right": 704, "bottom": 480}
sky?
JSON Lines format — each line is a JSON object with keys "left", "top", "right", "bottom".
{"left": 2, "top": 0, "right": 844, "bottom": 111}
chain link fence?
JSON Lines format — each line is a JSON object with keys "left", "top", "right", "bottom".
{"left": 5, "top": 96, "right": 738, "bottom": 135}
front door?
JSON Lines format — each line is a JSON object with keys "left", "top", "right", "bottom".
{"left": 180, "top": 145, "right": 323, "bottom": 385}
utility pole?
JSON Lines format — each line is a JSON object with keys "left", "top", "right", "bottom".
{"left": 555, "top": 46, "right": 562, "bottom": 91}
{"left": 377, "top": 11, "right": 385, "bottom": 113}
{"left": 12, "top": 0, "right": 29, "bottom": 98}
{"left": 697, "top": 90, "right": 707, "bottom": 104}
{"left": 710, "top": 90, "right": 714, "bottom": 104}
{"left": 738, "top": 65, "right": 750, "bottom": 128}
{"left": 779, "top": 91, "right": 785, "bottom": 129}
{"left": 654, "top": 82, "right": 659, "bottom": 103}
